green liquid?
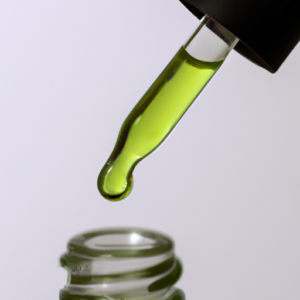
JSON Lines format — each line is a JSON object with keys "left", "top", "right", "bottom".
{"left": 98, "top": 46, "right": 224, "bottom": 201}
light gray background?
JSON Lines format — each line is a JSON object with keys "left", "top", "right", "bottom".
{"left": 0, "top": 1, "right": 299, "bottom": 299}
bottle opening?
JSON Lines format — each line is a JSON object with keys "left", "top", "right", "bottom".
{"left": 84, "top": 233, "right": 156, "bottom": 250}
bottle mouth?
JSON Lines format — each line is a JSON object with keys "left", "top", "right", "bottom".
{"left": 81, "top": 229, "right": 167, "bottom": 252}
{"left": 66, "top": 228, "right": 174, "bottom": 258}
{"left": 84, "top": 233, "right": 156, "bottom": 250}
{"left": 60, "top": 228, "right": 183, "bottom": 300}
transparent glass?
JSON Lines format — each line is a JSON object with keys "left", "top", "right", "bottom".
{"left": 97, "top": 15, "right": 239, "bottom": 201}
{"left": 59, "top": 228, "right": 184, "bottom": 300}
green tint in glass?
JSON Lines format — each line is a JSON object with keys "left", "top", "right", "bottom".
{"left": 59, "top": 228, "right": 184, "bottom": 300}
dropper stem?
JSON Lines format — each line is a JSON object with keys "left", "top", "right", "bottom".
{"left": 98, "top": 16, "right": 239, "bottom": 201}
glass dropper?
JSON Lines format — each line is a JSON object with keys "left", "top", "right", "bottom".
{"left": 98, "top": 15, "right": 239, "bottom": 201}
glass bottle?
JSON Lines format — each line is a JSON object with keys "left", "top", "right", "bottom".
{"left": 59, "top": 228, "right": 184, "bottom": 300}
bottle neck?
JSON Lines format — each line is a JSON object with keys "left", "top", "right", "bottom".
{"left": 59, "top": 228, "right": 184, "bottom": 300}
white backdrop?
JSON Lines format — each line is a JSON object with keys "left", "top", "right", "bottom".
{"left": 0, "top": 1, "right": 299, "bottom": 299}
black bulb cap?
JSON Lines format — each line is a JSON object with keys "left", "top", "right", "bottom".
{"left": 180, "top": 0, "right": 300, "bottom": 73}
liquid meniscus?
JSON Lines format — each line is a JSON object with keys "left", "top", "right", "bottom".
{"left": 98, "top": 46, "right": 224, "bottom": 201}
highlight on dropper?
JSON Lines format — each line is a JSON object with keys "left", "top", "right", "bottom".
{"left": 98, "top": 16, "right": 238, "bottom": 201}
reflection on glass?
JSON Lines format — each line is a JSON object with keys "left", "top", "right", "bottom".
{"left": 59, "top": 228, "right": 185, "bottom": 300}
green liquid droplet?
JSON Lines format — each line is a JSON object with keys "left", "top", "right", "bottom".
{"left": 98, "top": 47, "right": 224, "bottom": 201}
